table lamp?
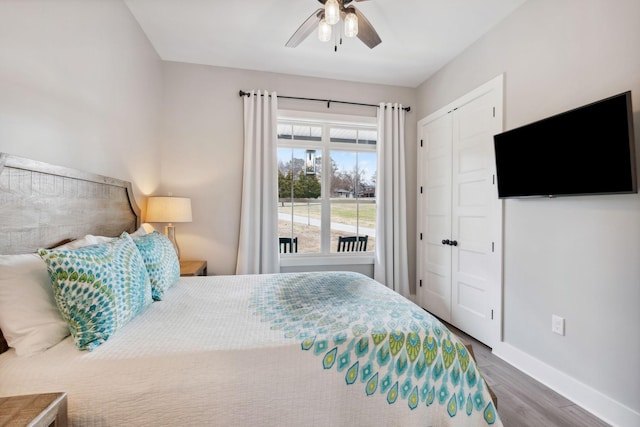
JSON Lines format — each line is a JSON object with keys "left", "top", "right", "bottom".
{"left": 145, "top": 196, "right": 192, "bottom": 259}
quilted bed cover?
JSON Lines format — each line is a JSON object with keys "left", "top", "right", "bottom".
{"left": 0, "top": 272, "right": 500, "bottom": 426}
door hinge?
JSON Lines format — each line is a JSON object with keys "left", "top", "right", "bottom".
{"left": 420, "top": 186, "right": 423, "bottom": 194}
{"left": 493, "top": 106, "right": 496, "bottom": 117}
{"left": 492, "top": 174, "right": 495, "bottom": 185}
{"left": 420, "top": 233, "right": 423, "bottom": 240}
{"left": 492, "top": 242, "right": 495, "bottom": 252}
{"left": 491, "top": 309, "right": 494, "bottom": 320}
{"left": 420, "top": 139, "right": 423, "bottom": 147}
{"left": 419, "top": 279, "right": 422, "bottom": 288}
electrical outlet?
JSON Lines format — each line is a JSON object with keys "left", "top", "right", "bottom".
{"left": 552, "top": 315, "right": 565, "bottom": 336}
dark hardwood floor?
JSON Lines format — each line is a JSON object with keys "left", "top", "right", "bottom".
{"left": 445, "top": 323, "right": 610, "bottom": 427}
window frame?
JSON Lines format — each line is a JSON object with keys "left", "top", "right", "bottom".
{"left": 277, "top": 110, "right": 377, "bottom": 266}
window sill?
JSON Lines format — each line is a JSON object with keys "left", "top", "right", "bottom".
{"left": 279, "top": 253, "right": 374, "bottom": 267}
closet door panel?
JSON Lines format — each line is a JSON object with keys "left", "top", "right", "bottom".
{"left": 451, "top": 88, "right": 501, "bottom": 346}
{"left": 417, "top": 113, "right": 452, "bottom": 321}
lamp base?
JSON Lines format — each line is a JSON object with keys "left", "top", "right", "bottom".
{"left": 165, "top": 224, "right": 181, "bottom": 260}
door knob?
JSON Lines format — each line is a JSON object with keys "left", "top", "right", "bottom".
{"left": 442, "top": 239, "right": 450, "bottom": 245}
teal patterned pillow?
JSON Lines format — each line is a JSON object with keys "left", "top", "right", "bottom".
{"left": 38, "top": 232, "right": 152, "bottom": 351}
{"left": 133, "top": 231, "right": 180, "bottom": 300}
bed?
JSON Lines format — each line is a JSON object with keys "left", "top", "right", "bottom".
{"left": 0, "top": 153, "right": 501, "bottom": 426}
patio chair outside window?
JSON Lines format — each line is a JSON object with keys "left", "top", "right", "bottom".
{"left": 279, "top": 237, "right": 298, "bottom": 253}
{"left": 337, "top": 235, "right": 368, "bottom": 252}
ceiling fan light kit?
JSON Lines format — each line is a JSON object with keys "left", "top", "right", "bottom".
{"left": 286, "top": 0, "right": 381, "bottom": 50}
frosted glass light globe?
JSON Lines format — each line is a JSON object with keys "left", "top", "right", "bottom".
{"left": 318, "top": 18, "right": 332, "bottom": 42}
{"left": 324, "top": 0, "right": 340, "bottom": 26}
{"left": 344, "top": 11, "right": 358, "bottom": 38}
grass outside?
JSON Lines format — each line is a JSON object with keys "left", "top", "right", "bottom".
{"left": 278, "top": 199, "right": 376, "bottom": 228}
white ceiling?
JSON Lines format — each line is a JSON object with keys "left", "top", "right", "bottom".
{"left": 124, "top": 0, "right": 527, "bottom": 88}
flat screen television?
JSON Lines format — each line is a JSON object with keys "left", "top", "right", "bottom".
{"left": 493, "top": 91, "right": 637, "bottom": 198}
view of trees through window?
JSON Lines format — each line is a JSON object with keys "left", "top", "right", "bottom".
{"left": 278, "top": 121, "right": 376, "bottom": 255}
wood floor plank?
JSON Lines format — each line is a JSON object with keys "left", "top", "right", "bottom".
{"left": 481, "top": 359, "right": 575, "bottom": 409}
{"left": 489, "top": 383, "right": 561, "bottom": 427}
{"left": 560, "top": 404, "right": 610, "bottom": 427}
{"left": 500, "top": 380, "right": 590, "bottom": 427}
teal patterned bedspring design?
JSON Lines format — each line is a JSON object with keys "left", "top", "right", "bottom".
{"left": 251, "top": 272, "right": 498, "bottom": 425}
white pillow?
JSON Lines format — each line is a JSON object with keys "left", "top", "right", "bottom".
{"left": 131, "top": 225, "right": 150, "bottom": 237}
{"left": 54, "top": 234, "right": 114, "bottom": 250}
{"left": 55, "top": 226, "right": 148, "bottom": 250}
{"left": 0, "top": 254, "right": 70, "bottom": 356}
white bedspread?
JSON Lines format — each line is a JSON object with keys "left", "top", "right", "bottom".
{"left": 0, "top": 272, "right": 501, "bottom": 426}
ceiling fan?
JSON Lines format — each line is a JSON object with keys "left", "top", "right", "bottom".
{"left": 286, "top": 0, "right": 382, "bottom": 50}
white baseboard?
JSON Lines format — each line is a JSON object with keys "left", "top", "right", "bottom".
{"left": 492, "top": 342, "right": 640, "bottom": 427}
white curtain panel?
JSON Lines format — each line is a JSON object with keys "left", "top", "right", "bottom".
{"left": 235, "top": 90, "right": 280, "bottom": 275}
{"left": 374, "top": 103, "right": 410, "bottom": 297}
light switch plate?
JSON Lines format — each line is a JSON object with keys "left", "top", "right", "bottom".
{"left": 552, "top": 314, "right": 565, "bottom": 336}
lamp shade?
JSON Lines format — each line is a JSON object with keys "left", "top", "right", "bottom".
{"left": 146, "top": 197, "right": 192, "bottom": 223}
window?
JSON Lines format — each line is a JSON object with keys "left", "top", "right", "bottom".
{"left": 277, "top": 115, "right": 377, "bottom": 256}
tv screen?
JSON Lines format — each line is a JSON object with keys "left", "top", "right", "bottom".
{"left": 494, "top": 91, "right": 637, "bottom": 198}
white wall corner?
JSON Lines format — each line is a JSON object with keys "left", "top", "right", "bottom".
{"left": 492, "top": 342, "right": 640, "bottom": 427}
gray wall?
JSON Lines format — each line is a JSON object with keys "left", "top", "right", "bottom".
{"left": 158, "top": 62, "right": 417, "bottom": 284}
{"left": 0, "top": 0, "right": 164, "bottom": 203}
{"left": 416, "top": 0, "right": 640, "bottom": 417}
{"left": 2, "top": 0, "right": 637, "bottom": 421}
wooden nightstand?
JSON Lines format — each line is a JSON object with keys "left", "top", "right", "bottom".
{"left": 180, "top": 260, "right": 208, "bottom": 276}
{"left": 0, "top": 392, "right": 68, "bottom": 427}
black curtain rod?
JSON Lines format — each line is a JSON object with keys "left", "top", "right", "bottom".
{"left": 238, "top": 90, "right": 410, "bottom": 112}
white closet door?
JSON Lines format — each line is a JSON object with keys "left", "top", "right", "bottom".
{"left": 417, "top": 75, "right": 503, "bottom": 347}
{"left": 451, "top": 88, "right": 502, "bottom": 346}
{"left": 417, "top": 113, "right": 452, "bottom": 322}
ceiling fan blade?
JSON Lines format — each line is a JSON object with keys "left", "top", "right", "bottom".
{"left": 285, "top": 8, "right": 324, "bottom": 47}
{"left": 352, "top": 7, "right": 381, "bottom": 49}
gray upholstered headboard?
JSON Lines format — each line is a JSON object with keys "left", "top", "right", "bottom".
{"left": 0, "top": 152, "right": 142, "bottom": 353}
